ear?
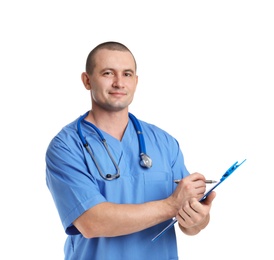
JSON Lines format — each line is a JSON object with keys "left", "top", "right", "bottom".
{"left": 81, "top": 72, "right": 92, "bottom": 90}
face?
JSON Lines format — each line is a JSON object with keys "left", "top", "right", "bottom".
{"left": 83, "top": 49, "right": 138, "bottom": 112}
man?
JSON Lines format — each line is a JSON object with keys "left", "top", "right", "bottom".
{"left": 46, "top": 41, "right": 216, "bottom": 259}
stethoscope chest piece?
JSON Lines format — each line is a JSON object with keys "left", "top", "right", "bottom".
{"left": 140, "top": 153, "right": 152, "bottom": 168}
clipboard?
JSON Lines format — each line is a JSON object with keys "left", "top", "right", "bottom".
{"left": 151, "top": 159, "right": 247, "bottom": 242}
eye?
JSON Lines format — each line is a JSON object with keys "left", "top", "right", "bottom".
{"left": 124, "top": 70, "right": 134, "bottom": 77}
{"left": 102, "top": 71, "right": 114, "bottom": 76}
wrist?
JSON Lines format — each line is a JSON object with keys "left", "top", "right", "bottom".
{"left": 164, "top": 197, "right": 180, "bottom": 218}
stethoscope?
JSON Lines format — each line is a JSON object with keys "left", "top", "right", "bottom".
{"left": 77, "top": 111, "right": 152, "bottom": 180}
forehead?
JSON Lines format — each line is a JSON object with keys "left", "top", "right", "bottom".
{"left": 94, "top": 49, "right": 136, "bottom": 72}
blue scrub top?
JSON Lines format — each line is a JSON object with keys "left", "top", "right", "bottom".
{"left": 46, "top": 112, "right": 189, "bottom": 260}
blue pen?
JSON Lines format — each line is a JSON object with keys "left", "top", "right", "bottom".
{"left": 151, "top": 159, "right": 247, "bottom": 242}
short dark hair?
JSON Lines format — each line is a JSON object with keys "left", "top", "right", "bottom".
{"left": 85, "top": 41, "right": 137, "bottom": 75}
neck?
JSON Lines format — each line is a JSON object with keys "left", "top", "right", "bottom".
{"left": 86, "top": 110, "right": 129, "bottom": 140}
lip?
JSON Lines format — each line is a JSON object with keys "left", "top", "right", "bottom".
{"left": 109, "top": 91, "right": 127, "bottom": 96}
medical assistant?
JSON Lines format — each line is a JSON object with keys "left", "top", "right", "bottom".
{"left": 46, "top": 111, "right": 189, "bottom": 260}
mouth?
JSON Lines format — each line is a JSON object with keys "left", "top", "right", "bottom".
{"left": 109, "top": 91, "right": 127, "bottom": 96}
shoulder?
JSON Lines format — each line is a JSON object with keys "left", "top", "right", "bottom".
{"left": 46, "top": 116, "right": 81, "bottom": 155}
{"left": 137, "top": 118, "right": 179, "bottom": 145}
{"left": 137, "top": 118, "right": 173, "bottom": 135}
{"left": 136, "top": 117, "right": 185, "bottom": 167}
{"left": 55, "top": 118, "right": 79, "bottom": 141}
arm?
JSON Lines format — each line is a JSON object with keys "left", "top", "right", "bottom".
{"left": 73, "top": 172, "right": 208, "bottom": 238}
{"left": 74, "top": 200, "right": 175, "bottom": 238}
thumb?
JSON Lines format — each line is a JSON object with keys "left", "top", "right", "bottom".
{"left": 202, "top": 191, "right": 216, "bottom": 205}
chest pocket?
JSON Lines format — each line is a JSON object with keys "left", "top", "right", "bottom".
{"left": 143, "top": 170, "right": 172, "bottom": 201}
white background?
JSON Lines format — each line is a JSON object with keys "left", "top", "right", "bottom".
{"left": 1, "top": 0, "right": 273, "bottom": 259}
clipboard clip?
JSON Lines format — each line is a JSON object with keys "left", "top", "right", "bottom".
{"left": 200, "top": 159, "right": 246, "bottom": 201}
{"left": 221, "top": 159, "right": 246, "bottom": 181}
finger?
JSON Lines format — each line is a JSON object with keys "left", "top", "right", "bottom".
{"left": 189, "top": 172, "right": 206, "bottom": 182}
{"left": 185, "top": 198, "right": 204, "bottom": 215}
{"left": 177, "top": 207, "right": 197, "bottom": 226}
{"left": 201, "top": 191, "right": 216, "bottom": 205}
{"left": 195, "top": 185, "right": 206, "bottom": 195}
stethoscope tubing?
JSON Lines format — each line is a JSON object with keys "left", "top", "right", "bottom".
{"left": 77, "top": 111, "right": 152, "bottom": 180}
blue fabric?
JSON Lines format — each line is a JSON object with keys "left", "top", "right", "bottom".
{"left": 46, "top": 112, "right": 189, "bottom": 260}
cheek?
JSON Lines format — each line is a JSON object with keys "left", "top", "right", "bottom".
{"left": 128, "top": 82, "right": 137, "bottom": 94}
{"left": 91, "top": 87, "right": 109, "bottom": 104}
{"left": 127, "top": 89, "right": 136, "bottom": 103}
{"left": 91, "top": 88, "right": 101, "bottom": 102}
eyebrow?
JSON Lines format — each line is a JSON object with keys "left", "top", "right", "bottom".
{"left": 101, "top": 68, "right": 135, "bottom": 74}
{"left": 124, "top": 69, "right": 135, "bottom": 74}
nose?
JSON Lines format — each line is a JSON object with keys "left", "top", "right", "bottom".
{"left": 112, "top": 74, "right": 124, "bottom": 88}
